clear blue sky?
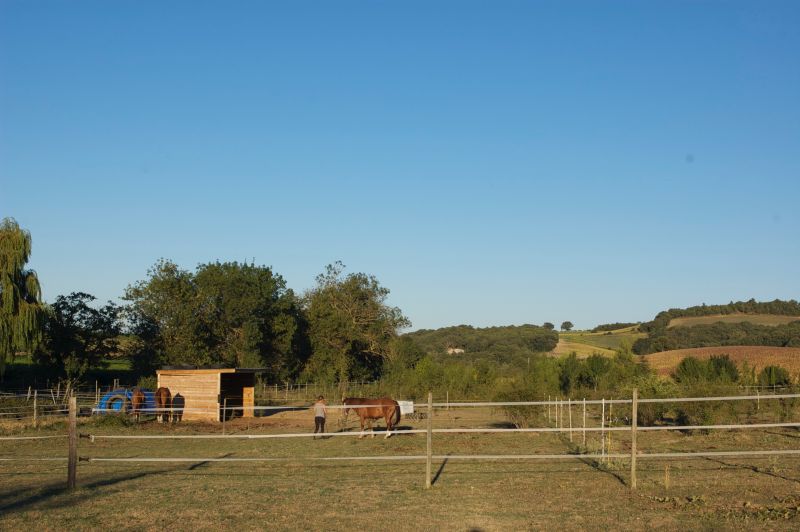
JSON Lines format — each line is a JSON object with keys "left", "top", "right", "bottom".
{"left": 1, "top": 1, "right": 798, "bottom": 331}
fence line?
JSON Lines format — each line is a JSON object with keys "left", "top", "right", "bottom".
{"left": 5, "top": 390, "right": 800, "bottom": 491}
{"left": 0, "top": 435, "right": 68, "bottom": 441}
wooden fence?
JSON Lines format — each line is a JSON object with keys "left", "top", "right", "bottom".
{"left": 3, "top": 390, "right": 800, "bottom": 491}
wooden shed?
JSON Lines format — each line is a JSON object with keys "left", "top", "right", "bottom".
{"left": 156, "top": 368, "right": 260, "bottom": 422}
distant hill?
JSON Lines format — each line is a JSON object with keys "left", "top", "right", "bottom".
{"left": 404, "top": 324, "right": 558, "bottom": 361}
{"left": 667, "top": 314, "right": 800, "bottom": 328}
{"left": 644, "top": 346, "right": 800, "bottom": 377}
{"left": 640, "top": 299, "right": 800, "bottom": 332}
{"left": 635, "top": 318, "right": 800, "bottom": 355}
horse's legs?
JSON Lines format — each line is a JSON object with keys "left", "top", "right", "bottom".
{"left": 359, "top": 417, "right": 365, "bottom": 439}
{"left": 385, "top": 414, "right": 392, "bottom": 439}
{"left": 370, "top": 419, "right": 375, "bottom": 438}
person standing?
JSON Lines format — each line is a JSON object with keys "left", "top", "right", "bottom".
{"left": 313, "top": 395, "right": 327, "bottom": 439}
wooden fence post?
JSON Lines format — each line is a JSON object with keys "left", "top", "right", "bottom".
{"left": 67, "top": 394, "right": 77, "bottom": 489}
{"left": 33, "top": 390, "right": 38, "bottom": 428}
{"left": 582, "top": 398, "right": 586, "bottom": 446}
{"left": 547, "top": 395, "right": 551, "bottom": 424}
{"left": 601, "top": 398, "right": 605, "bottom": 458}
{"left": 568, "top": 398, "right": 573, "bottom": 442}
{"left": 222, "top": 398, "right": 228, "bottom": 434}
{"left": 426, "top": 391, "right": 433, "bottom": 489}
{"left": 631, "top": 388, "right": 638, "bottom": 490}
{"left": 608, "top": 397, "right": 613, "bottom": 454}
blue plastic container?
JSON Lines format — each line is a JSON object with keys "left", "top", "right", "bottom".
{"left": 97, "top": 389, "right": 156, "bottom": 413}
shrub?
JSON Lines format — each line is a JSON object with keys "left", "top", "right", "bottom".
{"left": 758, "top": 365, "right": 791, "bottom": 387}
{"left": 137, "top": 375, "right": 158, "bottom": 390}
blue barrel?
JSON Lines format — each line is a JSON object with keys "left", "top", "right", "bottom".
{"left": 97, "top": 389, "right": 156, "bottom": 413}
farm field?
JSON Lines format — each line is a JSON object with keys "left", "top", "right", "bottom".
{"left": 550, "top": 339, "right": 616, "bottom": 357}
{"left": 553, "top": 327, "right": 644, "bottom": 357}
{"left": 667, "top": 314, "right": 800, "bottom": 328}
{"left": 2, "top": 405, "right": 800, "bottom": 530}
{"left": 643, "top": 346, "right": 800, "bottom": 377}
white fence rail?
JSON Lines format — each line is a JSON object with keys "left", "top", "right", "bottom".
{"left": 3, "top": 390, "right": 800, "bottom": 490}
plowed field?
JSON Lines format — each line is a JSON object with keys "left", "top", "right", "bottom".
{"left": 644, "top": 346, "right": 800, "bottom": 376}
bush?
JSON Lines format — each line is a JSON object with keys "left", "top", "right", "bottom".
{"left": 758, "top": 365, "right": 791, "bottom": 387}
{"left": 137, "top": 375, "right": 158, "bottom": 390}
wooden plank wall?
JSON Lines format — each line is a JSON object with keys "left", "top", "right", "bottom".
{"left": 158, "top": 372, "right": 221, "bottom": 422}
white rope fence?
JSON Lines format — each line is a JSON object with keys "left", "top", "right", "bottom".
{"left": 4, "top": 391, "right": 800, "bottom": 490}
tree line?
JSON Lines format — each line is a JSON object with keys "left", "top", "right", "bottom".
{"left": 640, "top": 299, "right": 800, "bottom": 333}
{"left": 1, "top": 218, "right": 409, "bottom": 386}
{"left": 633, "top": 321, "right": 800, "bottom": 355}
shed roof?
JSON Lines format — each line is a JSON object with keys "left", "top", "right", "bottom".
{"left": 156, "top": 367, "right": 265, "bottom": 375}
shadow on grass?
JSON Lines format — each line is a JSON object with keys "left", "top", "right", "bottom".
{"left": 703, "top": 456, "right": 800, "bottom": 485}
{"left": 189, "top": 453, "right": 233, "bottom": 470}
{"left": 764, "top": 429, "right": 800, "bottom": 440}
{"left": 489, "top": 422, "right": 517, "bottom": 429}
{"left": 0, "top": 467, "right": 172, "bottom": 515}
{"left": 576, "top": 457, "right": 627, "bottom": 487}
{"left": 0, "top": 458, "right": 234, "bottom": 515}
{"left": 256, "top": 406, "right": 308, "bottom": 418}
{"left": 432, "top": 456, "right": 449, "bottom": 486}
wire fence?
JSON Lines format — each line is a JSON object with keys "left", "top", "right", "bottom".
{"left": 3, "top": 390, "right": 800, "bottom": 491}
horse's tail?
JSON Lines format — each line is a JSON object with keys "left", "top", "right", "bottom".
{"left": 392, "top": 400, "right": 401, "bottom": 427}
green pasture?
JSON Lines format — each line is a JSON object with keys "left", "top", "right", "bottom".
{"left": 560, "top": 327, "right": 646, "bottom": 352}
{"left": 2, "top": 405, "right": 800, "bottom": 530}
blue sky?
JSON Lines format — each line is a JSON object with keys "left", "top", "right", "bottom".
{"left": 1, "top": 1, "right": 798, "bottom": 331}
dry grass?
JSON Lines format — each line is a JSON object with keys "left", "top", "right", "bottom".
{"left": 550, "top": 339, "right": 615, "bottom": 358}
{"left": 644, "top": 346, "right": 800, "bottom": 377}
{"left": 557, "top": 328, "right": 646, "bottom": 355}
{"left": 3, "top": 405, "right": 800, "bottom": 530}
{"left": 668, "top": 314, "right": 800, "bottom": 328}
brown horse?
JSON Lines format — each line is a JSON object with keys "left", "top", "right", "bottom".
{"left": 342, "top": 397, "right": 401, "bottom": 439}
{"left": 131, "top": 388, "right": 146, "bottom": 422}
{"left": 155, "top": 387, "right": 172, "bottom": 423}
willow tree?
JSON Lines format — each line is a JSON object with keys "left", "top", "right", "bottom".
{"left": 0, "top": 218, "right": 45, "bottom": 374}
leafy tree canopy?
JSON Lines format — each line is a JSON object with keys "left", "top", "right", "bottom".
{"left": 124, "top": 259, "right": 307, "bottom": 377}
{"left": 0, "top": 218, "right": 46, "bottom": 374}
{"left": 302, "top": 262, "right": 409, "bottom": 383}
{"left": 34, "top": 292, "right": 120, "bottom": 385}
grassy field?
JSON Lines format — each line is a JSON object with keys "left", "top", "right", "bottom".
{"left": 555, "top": 327, "right": 645, "bottom": 357}
{"left": 3, "top": 404, "right": 800, "bottom": 530}
{"left": 550, "top": 339, "right": 616, "bottom": 357}
{"left": 667, "top": 314, "right": 800, "bottom": 328}
{"left": 643, "top": 346, "right": 800, "bottom": 377}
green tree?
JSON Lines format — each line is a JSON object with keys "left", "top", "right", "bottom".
{"left": 124, "top": 259, "right": 307, "bottom": 377}
{"left": 0, "top": 218, "right": 46, "bottom": 374}
{"left": 673, "top": 356, "right": 707, "bottom": 383}
{"left": 542, "top": 322, "right": 555, "bottom": 330}
{"left": 303, "top": 262, "right": 410, "bottom": 383}
{"left": 35, "top": 292, "right": 120, "bottom": 385}
{"left": 758, "top": 365, "right": 791, "bottom": 387}
{"left": 560, "top": 321, "right": 574, "bottom": 331}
